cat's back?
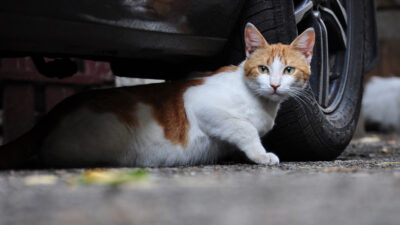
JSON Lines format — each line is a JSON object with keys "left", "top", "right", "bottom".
{"left": 40, "top": 79, "right": 207, "bottom": 167}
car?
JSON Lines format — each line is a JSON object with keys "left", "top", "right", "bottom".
{"left": 0, "top": 0, "right": 379, "bottom": 160}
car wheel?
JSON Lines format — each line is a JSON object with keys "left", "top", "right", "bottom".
{"left": 226, "top": 0, "right": 366, "bottom": 160}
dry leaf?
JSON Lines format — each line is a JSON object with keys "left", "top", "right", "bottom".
{"left": 355, "top": 136, "right": 381, "bottom": 144}
{"left": 381, "top": 148, "right": 392, "bottom": 154}
{"left": 78, "top": 169, "right": 148, "bottom": 186}
{"left": 24, "top": 175, "right": 57, "bottom": 186}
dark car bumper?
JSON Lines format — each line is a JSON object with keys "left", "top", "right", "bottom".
{"left": 0, "top": 0, "right": 244, "bottom": 60}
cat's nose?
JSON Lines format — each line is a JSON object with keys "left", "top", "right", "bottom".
{"left": 270, "top": 84, "right": 280, "bottom": 91}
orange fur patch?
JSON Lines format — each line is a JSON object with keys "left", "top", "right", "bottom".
{"left": 135, "top": 79, "right": 204, "bottom": 147}
{"left": 81, "top": 80, "right": 204, "bottom": 147}
{"left": 244, "top": 43, "right": 311, "bottom": 82}
{"left": 33, "top": 79, "right": 204, "bottom": 148}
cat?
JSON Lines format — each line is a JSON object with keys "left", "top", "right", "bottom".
{"left": 0, "top": 23, "right": 315, "bottom": 168}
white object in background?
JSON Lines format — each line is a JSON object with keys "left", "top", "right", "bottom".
{"left": 115, "top": 77, "right": 164, "bottom": 87}
{"left": 363, "top": 76, "right": 400, "bottom": 131}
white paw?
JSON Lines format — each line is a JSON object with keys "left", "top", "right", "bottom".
{"left": 251, "top": 152, "right": 280, "bottom": 165}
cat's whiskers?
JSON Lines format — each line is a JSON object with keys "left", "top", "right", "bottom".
{"left": 287, "top": 89, "right": 309, "bottom": 105}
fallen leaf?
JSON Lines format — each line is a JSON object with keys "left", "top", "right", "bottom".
{"left": 24, "top": 175, "right": 58, "bottom": 186}
{"left": 380, "top": 148, "right": 392, "bottom": 154}
{"left": 77, "top": 169, "right": 148, "bottom": 186}
{"left": 354, "top": 136, "right": 381, "bottom": 144}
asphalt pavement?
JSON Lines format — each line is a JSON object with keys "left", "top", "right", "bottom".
{"left": 1, "top": 134, "right": 400, "bottom": 225}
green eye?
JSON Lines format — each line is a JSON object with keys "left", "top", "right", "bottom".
{"left": 258, "top": 65, "right": 269, "bottom": 74}
{"left": 284, "top": 66, "right": 295, "bottom": 75}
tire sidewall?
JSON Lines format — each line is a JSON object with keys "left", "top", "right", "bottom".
{"left": 267, "top": 0, "right": 365, "bottom": 160}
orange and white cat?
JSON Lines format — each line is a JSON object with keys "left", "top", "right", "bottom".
{"left": 0, "top": 23, "right": 315, "bottom": 168}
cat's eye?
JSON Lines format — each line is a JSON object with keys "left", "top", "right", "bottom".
{"left": 284, "top": 66, "right": 295, "bottom": 75}
{"left": 258, "top": 65, "right": 269, "bottom": 74}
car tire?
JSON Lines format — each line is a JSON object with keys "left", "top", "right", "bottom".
{"left": 226, "top": 0, "right": 366, "bottom": 160}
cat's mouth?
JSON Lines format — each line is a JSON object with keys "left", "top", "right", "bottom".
{"left": 271, "top": 90, "right": 284, "bottom": 96}
{"left": 268, "top": 90, "right": 290, "bottom": 101}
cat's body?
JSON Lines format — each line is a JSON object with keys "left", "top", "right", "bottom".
{"left": 0, "top": 24, "right": 315, "bottom": 168}
{"left": 41, "top": 63, "right": 278, "bottom": 167}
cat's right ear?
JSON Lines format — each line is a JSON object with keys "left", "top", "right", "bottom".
{"left": 290, "top": 28, "right": 315, "bottom": 64}
{"left": 244, "top": 23, "right": 269, "bottom": 57}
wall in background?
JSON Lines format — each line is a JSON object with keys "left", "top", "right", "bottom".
{"left": 366, "top": 0, "right": 400, "bottom": 79}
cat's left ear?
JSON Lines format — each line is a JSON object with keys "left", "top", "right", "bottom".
{"left": 244, "top": 23, "right": 269, "bottom": 57}
{"left": 290, "top": 28, "right": 315, "bottom": 64}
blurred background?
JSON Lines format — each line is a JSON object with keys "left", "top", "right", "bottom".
{"left": 361, "top": 0, "right": 400, "bottom": 136}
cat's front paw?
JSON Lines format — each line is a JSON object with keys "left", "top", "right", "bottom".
{"left": 251, "top": 153, "right": 280, "bottom": 165}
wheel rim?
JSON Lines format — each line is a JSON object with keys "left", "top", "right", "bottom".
{"left": 294, "top": 0, "right": 350, "bottom": 113}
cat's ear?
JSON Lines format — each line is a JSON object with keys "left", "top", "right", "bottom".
{"left": 244, "top": 23, "right": 269, "bottom": 57}
{"left": 290, "top": 28, "right": 315, "bottom": 64}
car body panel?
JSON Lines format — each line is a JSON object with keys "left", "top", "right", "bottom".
{"left": 363, "top": 0, "right": 379, "bottom": 73}
{"left": 0, "top": 0, "right": 245, "bottom": 59}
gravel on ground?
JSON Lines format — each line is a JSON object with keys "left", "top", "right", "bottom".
{"left": 1, "top": 134, "right": 400, "bottom": 225}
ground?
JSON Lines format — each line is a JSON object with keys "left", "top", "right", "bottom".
{"left": 1, "top": 134, "right": 400, "bottom": 225}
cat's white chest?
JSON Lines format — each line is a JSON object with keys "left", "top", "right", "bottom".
{"left": 185, "top": 69, "right": 279, "bottom": 144}
{"left": 190, "top": 73, "right": 278, "bottom": 133}
{"left": 245, "top": 101, "right": 278, "bottom": 137}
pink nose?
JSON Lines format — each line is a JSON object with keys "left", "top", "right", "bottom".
{"left": 270, "top": 84, "right": 280, "bottom": 91}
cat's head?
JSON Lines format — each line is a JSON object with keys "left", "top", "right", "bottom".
{"left": 243, "top": 23, "right": 315, "bottom": 102}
